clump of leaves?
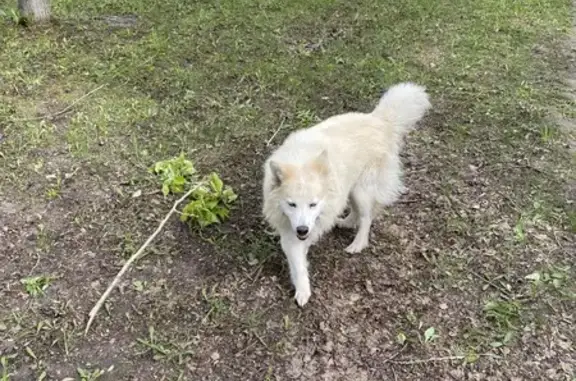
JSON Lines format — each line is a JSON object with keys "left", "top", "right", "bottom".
{"left": 151, "top": 153, "right": 197, "bottom": 196}
{"left": 21, "top": 276, "right": 53, "bottom": 297}
{"left": 181, "top": 173, "right": 237, "bottom": 228}
{"left": 152, "top": 155, "right": 237, "bottom": 228}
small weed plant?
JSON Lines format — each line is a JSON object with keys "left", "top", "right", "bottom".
{"left": 21, "top": 276, "right": 53, "bottom": 297}
{"left": 136, "top": 326, "right": 194, "bottom": 363}
{"left": 1, "top": 356, "right": 11, "bottom": 381}
{"left": 77, "top": 367, "right": 108, "bottom": 381}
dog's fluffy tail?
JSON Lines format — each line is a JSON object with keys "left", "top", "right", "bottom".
{"left": 371, "top": 82, "right": 431, "bottom": 135}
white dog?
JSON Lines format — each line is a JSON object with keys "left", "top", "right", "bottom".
{"left": 262, "top": 82, "right": 431, "bottom": 306}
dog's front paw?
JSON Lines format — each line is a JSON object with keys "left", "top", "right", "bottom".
{"left": 294, "top": 284, "right": 312, "bottom": 307}
{"left": 345, "top": 239, "right": 368, "bottom": 254}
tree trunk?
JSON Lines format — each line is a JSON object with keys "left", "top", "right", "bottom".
{"left": 18, "top": 0, "right": 50, "bottom": 23}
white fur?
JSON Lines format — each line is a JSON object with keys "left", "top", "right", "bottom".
{"left": 262, "top": 82, "right": 431, "bottom": 306}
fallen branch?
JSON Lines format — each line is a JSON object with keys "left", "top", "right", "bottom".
{"left": 15, "top": 84, "right": 107, "bottom": 122}
{"left": 85, "top": 186, "right": 197, "bottom": 335}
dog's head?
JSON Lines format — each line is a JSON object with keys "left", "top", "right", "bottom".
{"left": 268, "top": 150, "right": 330, "bottom": 241}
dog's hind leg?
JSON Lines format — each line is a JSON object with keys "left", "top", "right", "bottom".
{"left": 281, "top": 234, "right": 312, "bottom": 307}
{"left": 345, "top": 186, "right": 374, "bottom": 254}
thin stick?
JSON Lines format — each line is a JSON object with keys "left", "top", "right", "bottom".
{"left": 392, "top": 353, "right": 498, "bottom": 365}
{"left": 14, "top": 84, "right": 107, "bottom": 122}
{"left": 85, "top": 186, "right": 197, "bottom": 335}
{"left": 382, "top": 345, "right": 406, "bottom": 364}
{"left": 266, "top": 118, "right": 285, "bottom": 146}
{"left": 468, "top": 270, "right": 512, "bottom": 297}
{"left": 392, "top": 355, "right": 466, "bottom": 364}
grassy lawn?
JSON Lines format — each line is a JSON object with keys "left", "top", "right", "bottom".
{"left": 1, "top": 0, "right": 574, "bottom": 379}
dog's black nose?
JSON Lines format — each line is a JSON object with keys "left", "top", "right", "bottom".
{"left": 296, "top": 226, "right": 309, "bottom": 236}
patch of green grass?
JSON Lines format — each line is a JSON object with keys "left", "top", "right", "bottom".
{"left": 539, "top": 124, "right": 555, "bottom": 142}
{"left": 35, "top": 224, "right": 53, "bottom": 252}
{"left": 513, "top": 217, "right": 527, "bottom": 242}
{"left": 242, "top": 233, "right": 278, "bottom": 266}
{"left": 525, "top": 265, "right": 575, "bottom": 299}
{"left": 119, "top": 232, "right": 137, "bottom": 258}
{"left": 294, "top": 109, "right": 320, "bottom": 129}
{"left": 512, "top": 199, "right": 570, "bottom": 243}
{"left": 0, "top": 7, "right": 20, "bottom": 24}
{"left": 21, "top": 276, "right": 53, "bottom": 297}
{"left": 568, "top": 210, "right": 576, "bottom": 234}
{"left": 483, "top": 298, "right": 522, "bottom": 347}
{"left": 77, "top": 367, "right": 105, "bottom": 381}
{"left": 44, "top": 173, "right": 62, "bottom": 200}
{"left": 136, "top": 326, "right": 194, "bottom": 364}
{"left": 0, "top": 0, "right": 572, "bottom": 203}
{"left": 1, "top": 356, "right": 11, "bottom": 381}
{"left": 201, "top": 286, "right": 229, "bottom": 324}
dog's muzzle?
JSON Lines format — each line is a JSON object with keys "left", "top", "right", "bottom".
{"left": 296, "top": 226, "right": 309, "bottom": 240}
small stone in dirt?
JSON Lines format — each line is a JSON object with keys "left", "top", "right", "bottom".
{"left": 322, "top": 340, "right": 334, "bottom": 352}
{"left": 210, "top": 351, "right": 220, "bottom": 361}
{"left": 449, "top": 369, "right": 464, "bottom": 379}
{"left": 365, "top": 280, "right": 374, "bottom": 294}
{"left": 439, "top": 302, "right": 448, "bottom": 310}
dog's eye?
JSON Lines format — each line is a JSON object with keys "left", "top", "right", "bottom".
{"left": 309, "top": 203, "right": 317, "bottom": 208}
{"left": 288, "top": 202, "right": 297, "bottom": 208}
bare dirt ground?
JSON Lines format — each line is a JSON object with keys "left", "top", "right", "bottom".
{"left": 0, "top": 0, "right": 575, "bottom": 380}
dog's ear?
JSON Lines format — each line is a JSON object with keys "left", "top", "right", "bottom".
{"left": 310, "top": 150, "right": 329, "bottom": 176}
{"left": 270, "top": 160, "right": 285, "bottom": 186}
